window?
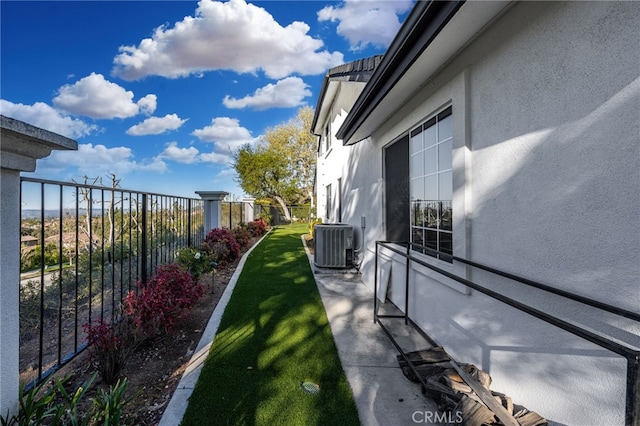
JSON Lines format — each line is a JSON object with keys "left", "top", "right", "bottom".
{"left": 318, "top": 123, "right": 330, "bottom": 156}
{"left": 384, "top": 135, "right": 410, "bottom": 242}
{"left": 410, "top": 106, "right": 453, "bottom": 261}
{"left": 324, "top": 123, "right": 331, "bottom": 153}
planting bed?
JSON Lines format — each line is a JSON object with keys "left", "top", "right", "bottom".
{"left": 50, "top": 251, "right": 243, "bottom": 425}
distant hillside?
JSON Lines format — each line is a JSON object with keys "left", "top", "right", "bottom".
{"left": 21, "top": 209, "right": 89, "bottom": 219}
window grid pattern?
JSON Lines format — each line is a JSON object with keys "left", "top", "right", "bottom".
{"left": 410, "top": 106, "right": 453, "bottom": 261}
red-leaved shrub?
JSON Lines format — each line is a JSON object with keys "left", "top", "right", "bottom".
{"left": 124, "top": 264, "right": 204, "bottom": 335}
{"left": 246, "top": 218, "right": 267, "bottom": 237}
{"left": 83, "top": 315, "right": 140, "bottom": 384}
{"left": 202, "top": 228, "right": 240, "bottom": 265}
{"left": 232, "top": 226, "right": 252, "bottom": 250}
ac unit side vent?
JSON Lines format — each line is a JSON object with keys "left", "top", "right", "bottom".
{"left": 314, "top": 224, "right": 353, "bottom": 268}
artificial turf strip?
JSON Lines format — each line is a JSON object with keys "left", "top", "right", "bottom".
{"left": 181, "top": 224, "right": 360, "bottom": 426}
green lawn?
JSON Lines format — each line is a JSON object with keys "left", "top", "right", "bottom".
{"left": 181, "top": 224, "right": 360, "bottom": 426}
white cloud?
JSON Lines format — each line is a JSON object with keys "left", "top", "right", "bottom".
{"left": 0, "top": 99, "right": 98, "bottom": 139}
{"left": 38, "top": 143, "right": 167, "bottom": 175}
{"left": 199, "top": 151, "right": 232, "bottom": 164}
{"left": 137, "top": 94, "right": 158, "bottom": 116}
{"left": 159, "top": 142, "right": 200, "bottom": 164}
{"left": 223, "top": 77, "right": 311, "bottom": 110}
{"left": 126, "top": 113, "right": 187, "bottom": 136}
{"left": 112, "top": 0, "right": 344, "bottom": 80}
{"left": 191, "top": 117, "right": 256, "bottom": 151}
{"left": 136, "top": 157, "right": 168, "bottom": 173}
{"left": 318, "top": 0, "right": 413, "bottom": 51}
{"left": 157, "top": 141, "right": 232, "bottom": 165}
{"left": 53, "top": 73, "right": 156, "bottom": 119}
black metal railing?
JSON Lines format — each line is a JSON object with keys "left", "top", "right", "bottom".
{"left": 220, "top": 201, "right": 247, "bottom": 230}
{"left": 19, "top": 177, "right": 205, "bottom": 389}
{"left": 374, "top": 241, "right": 640, "bottom": 426}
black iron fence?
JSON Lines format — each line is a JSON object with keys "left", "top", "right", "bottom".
{"left": 219, "top": 201, "right": 271, "bottom": 229}
{"left": 219, "top": 201, "right": 313, "bottom": 227}
{"left": 19, "top": 177, "right": 204, "bottom": 389}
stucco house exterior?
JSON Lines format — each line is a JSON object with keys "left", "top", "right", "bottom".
{"left": 312, "top": 1, "right": 639, "bottom": 425}
{"left": 312, "top": 55, "right": 382, "bottom": 225}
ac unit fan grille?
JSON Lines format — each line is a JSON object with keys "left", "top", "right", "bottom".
{"left": 314, "top": 224, "right": 353, "bottom": 268}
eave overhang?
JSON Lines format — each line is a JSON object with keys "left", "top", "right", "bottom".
{"left": 311, "top": 56, "right": 383, "bottom": 138}
{"left": 336, "top": 0, "right": 512, "bottom": 145}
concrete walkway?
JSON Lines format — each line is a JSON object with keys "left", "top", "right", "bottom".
{"left": 160, "top": 234, "right": 439, "bottom": 425}
{"left": 307, "top": 264, "right": 440, "bottom": 425}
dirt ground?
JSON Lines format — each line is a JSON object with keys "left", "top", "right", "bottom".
{"left": 54, "top": 257, "right": 240, "bottom": 425}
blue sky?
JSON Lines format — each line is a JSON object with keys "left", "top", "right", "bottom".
{"left": 1, "top": 0, "right": 413, "bottom": 202}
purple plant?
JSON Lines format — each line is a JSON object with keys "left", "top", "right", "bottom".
{"left": 202, "top": 228, "right": 240, "bottom": 265}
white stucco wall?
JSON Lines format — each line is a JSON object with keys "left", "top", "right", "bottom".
{"left": 317, "top": 83, "right": 367, "bottom": 226}
{"left": 328, "top": 2, "right": 639, "bottom": 425}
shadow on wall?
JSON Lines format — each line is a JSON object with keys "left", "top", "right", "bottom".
{"left": 468, "top": 76, "right": 640, "bottom": 312}
{"left": 340, "top": 138, "right": 389, "bottom": 251}
{"left": 322, "top": 3, "right": 639, "bottom": 423}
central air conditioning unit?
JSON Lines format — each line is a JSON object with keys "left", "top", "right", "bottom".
{"left": 314, "top": 223, "right": 353, "bottom": 268}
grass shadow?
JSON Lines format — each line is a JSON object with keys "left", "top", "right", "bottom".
{"left": 181, "top": 224, "right": 360, "bottom": 426}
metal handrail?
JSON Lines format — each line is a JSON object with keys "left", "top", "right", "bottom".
{"left": 374, "top": 240, "right": 640, "bottom": 426}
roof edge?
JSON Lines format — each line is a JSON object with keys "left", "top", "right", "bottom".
{"left": 336, "top": 1, "right": 465, "bottom": 145}
{"left": 310, "top": 55, "right": 383, "bottom": 136}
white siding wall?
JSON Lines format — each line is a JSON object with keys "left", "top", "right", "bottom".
{"left": 335, "top": 2, "right": 639, "bottom": 425}
{"left": 317, "top": 83, "right": 368, "bottom": 225}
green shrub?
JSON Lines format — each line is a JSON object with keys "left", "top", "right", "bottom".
{"left": 1, "top": 372, "right": 137, "bottom": 426}
{"left": 309, "top": 218, "right": 323, "bottom": 239}
{"left": 176, "top": 247, "right": 213, "bottom": 282}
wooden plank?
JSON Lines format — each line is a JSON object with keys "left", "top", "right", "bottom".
{"left": 461, "top": 363, "right": 492, "bottom": 389}
{"left": 454, "top": 394, "right": 496, "bottom": 425}
{"left": 398, "top": 347, "right": 451, "bottom": 366}
{"left": 447, "top": 360, "right": 521, "bottom": 426}
{"left": 514, "top": 410, "right": 548, "bottom": 426}
{"left": 492, "top": 391, "right": 514, "bottom": 415}
{"left": 400, "top": 361, "right": 450, "bottom": 383}
{"left": 437, "top": 374, "right": 473, "bottom": 395}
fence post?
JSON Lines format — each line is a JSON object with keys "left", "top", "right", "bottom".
{"left": 195, "top": 191, "right": 228, "bottom": 236}
{"left": 243, "top": 197, "right": 256, "bottom": 223}
{"left": 0, "top": 116, "right": 77, "bottom": 417}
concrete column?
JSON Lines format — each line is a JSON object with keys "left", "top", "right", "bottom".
{"left": 0, "top": 116, "right": 77, "bottom": 418}
{"left": 195, "top": 191, "right": 229, "bottom": 234}
{"left": 243, "top": 197, "right": 256, "bottom": 223}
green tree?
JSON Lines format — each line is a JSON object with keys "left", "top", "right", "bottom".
{"left": 233, "top": 107, "right": 316, "bottom": 221}
{"left": 21, "top": 243, "right": 60, "bottom": 272}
